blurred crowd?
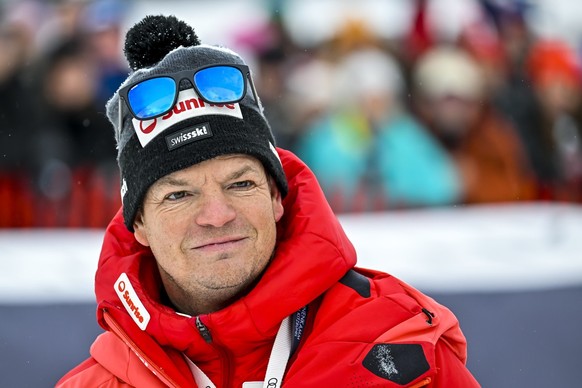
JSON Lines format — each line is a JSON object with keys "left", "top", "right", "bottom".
{"left": 1, "top": 0, "right": 582, "bottom": 228}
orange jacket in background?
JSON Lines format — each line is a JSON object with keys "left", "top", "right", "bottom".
{"left": 455, "top": 111, "right": 536, "bottom": 204}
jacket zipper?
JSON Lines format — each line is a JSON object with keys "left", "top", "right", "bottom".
{"left": 196, "top": 316, "right": 213, "bottom": 342}
{"left": 103, "top": 309, "right": 181, "bottom": 387}
{"left": 194, "top": 315, "right": 233, "bottom": 387}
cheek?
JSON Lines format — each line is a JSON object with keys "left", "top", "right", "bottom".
{"left": 142, "top": 212, "right": 189, "bottom": 248}
{"left": 257, "top": 207, "right": 279, "bottom": 253}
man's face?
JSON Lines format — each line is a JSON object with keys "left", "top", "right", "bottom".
{"left": 133, "top": 154, "right": 284, "bottom": 315}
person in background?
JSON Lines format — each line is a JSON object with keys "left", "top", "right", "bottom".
{"left": 29, "top": 37, "right": 119, "bottom": 227}
{"left": 412, "top": 45, "right": 536, "bottom": 204}
{"left": 80, "top": 0, "right": 130, "bottom": 108}
{"left": 0, "top": 11, "right": 38, "bottom": 226}
{"left": 525, "top": 39, "right": 582, "bottom": 201}
{"left": 255, "top": 46, "right": 299, "bottom": 151}
{"left": 465, "top": 3, "right": 582, "bottom": 202}
{"left": 297, "top": 47, "right": 462, "bottom": 212}
{"left": 57, "top": 15, "right": 479, "bottom": 387}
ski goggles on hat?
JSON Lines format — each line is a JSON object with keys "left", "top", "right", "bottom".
{"left": 118, "top": 63, "right": 258, "bottom": 120}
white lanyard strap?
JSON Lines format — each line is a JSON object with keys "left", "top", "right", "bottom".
{"left": 183, "top": 315, "right": 293, "bottom": 388}
{"left": 262, "top": 315, "right": 292, "bottom": 388}
{"left": 187, "top": 358, "right": 215, "bottom": 388}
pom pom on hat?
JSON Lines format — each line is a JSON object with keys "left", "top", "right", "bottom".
{"left": 124, "top": 15, "right": 200, "bottom": 70}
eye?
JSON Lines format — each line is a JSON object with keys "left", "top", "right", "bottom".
{"left": 165, "top": 191, "right": 189, "bottom": 201}
{"left": 229, "top": 180, "right": 255, "bottom": 190}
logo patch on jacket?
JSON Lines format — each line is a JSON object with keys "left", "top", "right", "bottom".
{"left": 362, "top": 343, "right": 429, "bottom": 385}
{"left": 114, "top": 273, "right": 151, "bottom": 330}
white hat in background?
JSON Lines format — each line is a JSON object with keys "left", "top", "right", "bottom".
{"left": 414, "top": 46, "right": 485, "bottom": 100}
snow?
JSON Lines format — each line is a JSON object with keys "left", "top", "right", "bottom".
{"left": 0, "top": 202, "right": 580, "bottom": 303}
{"left": 0, "top": 230, "right": 102, "bottom": 303}
{"left": 342, "top": 203, "right": 582, "bottom": 292}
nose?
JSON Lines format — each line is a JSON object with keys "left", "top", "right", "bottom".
{"left": 194, "top": 191, "right": 237, "bottom": 227}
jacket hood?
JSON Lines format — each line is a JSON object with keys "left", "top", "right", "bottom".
{"left": 93, "top": 148, "right": 357, "bottom": 367}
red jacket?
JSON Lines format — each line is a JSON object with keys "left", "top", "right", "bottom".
{"left": 57, "top": 149, "right": 479, "bottom": 387}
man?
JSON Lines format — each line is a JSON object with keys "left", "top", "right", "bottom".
{"left": 57, "top": 15, "right": 479, "bottom": 387}
{"left": 412, "top": 46, "right": 536, "bottom": 204}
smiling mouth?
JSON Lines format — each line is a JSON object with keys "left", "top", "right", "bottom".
{"left": 194, "top": 237, "right": 246, "bottom": 251}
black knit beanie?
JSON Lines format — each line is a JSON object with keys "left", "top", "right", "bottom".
{"left": 106, "top": 15, "right": 288, "bottom": 231}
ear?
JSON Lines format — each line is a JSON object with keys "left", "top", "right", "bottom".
{"left": 133, "top": 210, "right": 151, "bottom": 247}
{"left": 270, "top": 181, "right": 284, "bottom": 222}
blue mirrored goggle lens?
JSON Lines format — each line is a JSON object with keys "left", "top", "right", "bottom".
{"left": 194, "top": 66, "right": 245, "bottom": 103}
{"left": 128, "top": 77, "right": 176, "bottom": 120}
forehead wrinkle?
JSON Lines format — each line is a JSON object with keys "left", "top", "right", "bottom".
{"left": 155, "top": 174, "right": 191, "bottom": 188}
